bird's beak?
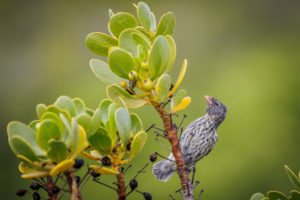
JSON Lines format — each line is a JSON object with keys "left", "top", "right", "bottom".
{"left": 204, "top": 95, "right": 213, "bottom": 104}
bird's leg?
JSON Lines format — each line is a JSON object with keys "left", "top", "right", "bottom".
{"left": 177, "top": 114, "right": 187, "bottom": 130}
{"left": 191, "top": 167, "right": 196, "bottom": 185}
{"left": 155, "top": 152, "right": 175, "bottom": 162}
{"left": 179, "top": 127, "right": 184, "bottom": 139}
{"left": 155, "top": 137, "right": 171, "bottom": 152}
{"left": 196, "top": 189, "right": 204, "bottom": 200}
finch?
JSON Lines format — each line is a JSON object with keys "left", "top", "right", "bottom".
{"left": 152, "top": 96, "right": 227, "bottom": 181}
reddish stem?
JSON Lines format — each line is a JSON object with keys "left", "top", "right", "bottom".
{"left": 46, "top": 176, "right": 58, "bottom": 200}
{"left": 64, "top": 167, "right": 82, "bottom": 200}
{"left": 116, "top": 168, "right": 126, "bottom": 200}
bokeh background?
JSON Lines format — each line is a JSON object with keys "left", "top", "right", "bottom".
{"left": 1, "top": 0, "right": 300, "bottom": 199}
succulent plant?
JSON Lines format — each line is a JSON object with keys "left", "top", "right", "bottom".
{"left": 81, "top": 98, "right": 147, "bottom": 175}
{"left": 7, "top": 96, "right": 91, "bottom": 178}
{"left": 86, "top": 1, "right": 191, "bottom": 113}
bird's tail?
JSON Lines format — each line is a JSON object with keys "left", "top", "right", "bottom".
{"left": 152, "top": 156, "right": 177, "bottom": 182}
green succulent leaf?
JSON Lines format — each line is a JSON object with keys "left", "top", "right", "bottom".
{"left": 40, "top": 112, "right": 64, "bottom": 133}
{"left": 106, "top": 85, "right": 148, "bottom": 109}
{"left": 108, "top": 103, "right": 119, "bottom": 142}
{"left": 150, "top": 12, "right": 156, "bottom": 30}
{"left": 37, "top": 119, "right": 61, "bottom": 151}
{"left": 285, "top": 165, "right": 300, "bottom": 190}
{"left": 137, "top": 44, "right": 147, "bottom": 62}
{"left": 108, "top": 48, "right": 136, "bottom": 79}
{"left": 130, "top": 113, "right": 143, "bottom": 134}
{"left": 109, "top": 12, "right": 138, "bottom": 38}
{"left": 89, "top": 109, "right": 102, "bottom": 137}
{"left": 28, "top": 120, "right": 39, "bottom": 131}
{"left": 119, "top": 29, "right": 149, "bottom": 57}
{"left": 132, "top": 32, "right": 151, "bottom": 51}
{"left": 90, "top": 58, "right": 125, "bottom": 85}
{"left": 129, "top": 131, "right": 147, "bottom": 160}
{"left": 134, "top": 26, "right": 150, "bottom": 39}
{"left": 77, "top": 113, "right": 93, "bottom": 134}
{"left": 172, "top": 89, "right": 187, "bottom": 108}
{"left": 290, "top": 190, "right": 300, "bottom": 199}
{"left": 11, "top": 135, "right": 40, "bottom": 162}
{"left": 88, "top": 127, "right": 112, "bottom": 155}
{"left": 165, "top": 35, "right": 176, "bottom": 72}
{"left": 54, "top": 96, "right": 76, "bottom": 117}
{"left": 7, "top": 121, "right": 44, "bottom": 156}
{"left": 250, "top": 193, "right": 265, "bottom": 200}
{"left": 267, "top": 191, "right": 288, "bottom": 200}
{"left": 155, "top": 12, "right": 176, "bottom": 37}
{"left": 149, "top": 35, "right": 169, "bottom": 79}
{"left": 36, "top": 104, "right": 47, "bottom": 119}
{"left": 99, "top": 99, "right": 113, "bottom": 123}
{"left": 86, "top": 32, "right": 118, "bottom": 56}
{"left": 137, "top": 2, "right": 152, "bottom": 31}
{"left": 115, "top": 107, "right": 131, "bottom": 145}
{"left": 156, "top": 74, "right": 171, "bottom": 103}
{"left": 72, "top": 98, "right": 86, "bottom": 115}
{"left": 47, "top": 139, "right": 68, "bottom": 163}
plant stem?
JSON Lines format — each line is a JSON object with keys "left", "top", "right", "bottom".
{"left": 64, "top": 167, "right": 82, "bottom": 200}
{"left": 46, "top": 176, "right": 58, "bottom": 200}
{"left": 152, "top": 102, "right": 193, "bottom": 200}
{"left": 116, "top": 167, "right": 126, "bottom": 200}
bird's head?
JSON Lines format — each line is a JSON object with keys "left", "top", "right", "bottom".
{"left": 205, "top": 96, "right": 227, "bottom": 124}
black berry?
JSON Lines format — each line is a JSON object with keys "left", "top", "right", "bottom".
{"left": 16, "top": 189, "right": 26, "bottom": 196}
{"left": 149, "top": 153, "right": 157, "bottom": 162}
{"left": 129, "top": 179, "right": 138, "bottom": 190}
{"left": 144, "top": 192, "right": 152, "bottom": 200}
{"left": 75, "top": 176, "right": 81, "bottom": 184}
{"left": 126, "top": 141, "right": 132, "bottom": 151}
{"left": 73, "top": 159, "right": 84, "bottom": 169}
{"left": 91, "top": 171, "right": 100, "bottom": 178}
{"left": 32, "top": 192, "right": 40, "bottom": 200}
{"left": 101, "top": 156, "right": 111, "bottom": 166}
{"left": 30, "top": 182, "right": 41, "bottom": 190}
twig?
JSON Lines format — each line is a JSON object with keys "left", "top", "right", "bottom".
{"left": 23, "top": 190, "right": 48, "bottom": 200}
{"left": 153, "top": 126, "right": 165, "bottom": 133}
{"left": 169, "top": 194, "right": 176, "bottom": 200}
{"left": 196, "top": 189, "right": 204, "bottom": 200}
{"left": 155, "top": 138, "right": 171, "bottom": 152}
{"left": 79, "top": 173, "right": 91, "bottom": 190}
{"left": 145, "top": 124, "right": 155, "bottom": 132}
{"left": 191, "top": 168, "right": 196, "bottom": 185}
{"left": 132, "top": 163, "right": 148, "bottom": 180}
{"left": 162, "top": 99, "right": 171, "bottom": 108}
{"left": 155, "top": 152, "right": 175, "bottom": 163}
{"left": 126, "top": 189, "right": 134, "bottom": 197}
{"left": 193, "top": 181, "right": 200, "bottom": 189}
{"left": 178, "top": 114, "right": 187, "bottom": 130}
{"left": 93, "top": 178, "right": 117, "bottom": 191}
{"left": 154, "top": 131, "right": 167, "bottom": 138}
{"left": 123, "top": 165, "right": 132, "bottom": 175}
{"left": 179, "top": 127, "right": 184, "bottom": 139}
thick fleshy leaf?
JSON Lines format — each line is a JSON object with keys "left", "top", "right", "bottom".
{"left": 108, "top": 103, "right": 119, "bottom": 141}
{"left": 155, "top": 12, "right": 175, "bottom": 37}
{"left": 88, "top": 127, "right": 112, "bottom": 155}
{"left": 90, "top": 58, "right": 125, "bottom": 85}
{"left": 267, "top": 191, "right": 288, "bottom": 200}
{"left": 149, "top": 35, "right": 169, "bottom": 79}
{"left": 59, "top": 113, "right": 73, "bottom": 147}
{"left": 170, "top": 96, "right": 191, "bottom": 113}
{"left": 129, "top": 131, "right": 147, "bottom": 160}
{"left": 250, "top": 193, "right": 265, "bottom": 200}
{"left": 21, "top": 172, "right": 49, "bottom": 179}
{"left": 55, "top": 96, "right": 76, "bottom": 117}
{"left": 137, "top": 44, "right": 147, "bottom": 62}
{"left": 99, "top": 99, "right": 113, "bottom": 123}
{"left": 47, "top": 105, "right": 71, "bottom": 121}
{"left": 89, "top": 109, "right": 102, "bottom": 137}
{"left": 172, "top": 89, "right": 187, "bottom": 108}
{"left": 115, "top": 107, "right": 131, "bottom": 145}
{"left": 10, "top": 136, "right": 40, "bottom": 162}
{"left": 72, "top": 98, "right": 86, "bottom": 115}
{"left": 119, "top": 29, "right": 149, "bottom": 57}
{"left": 41, "top": 112, "right": 64, "bottom": 133}
{"left": 47, "top": 139, "right": 68, "bottom": 163}
{"left": 285, "top": 165, "right": 300, "bottom": 190}
{"left": 169, "top": 59, "right": 187, "bottom": 96}
{"left": 109, "top": 12, "right": 138, "bottom": 38}
{"left": 28, "top": 120, "right": 39, "bottom": 131}
{"left": 134, "top": 26, "right": 150, "bottom": 39}
{"left": 71, "top": 119, "right": 87, "bottom": 157}
{"left": 37, "top": 119, "right": 61, "bottom": 151}
{"left": 50, "top": 159, "right": 75, "bottom": 176}
{"left": 156, "top": 74, "right": 171, "bottom": 102}
{"left": 89, "top": 165, "right": 119, "bottom": 175}
{"left": 108, "top": 48, "right": 136, "bottom": 79}
{"left": 130, "top": 113, "right": 143, "bottom": 134}
{"left": 165, "top": 35, "right": 176, "bottom": 72}
{"left": 7, "top": 121, "right": 44, "bottom": 156}
{"left": 86, "top": 32, "right": 118, "bottom": 56}
{"left": 137, "top": 2, "right": 152, "bottom": 31}
{"left": 150, "top": 12, "right": 156, "bottom": 30}
{"left": 290, "top": 190, "right": 300, "bottom": 199}
{"left": 107, "top": 85, "right": 148, "bottom": 109}
{"left": 77, "top": 113, "right": 93, "bottom": 133}
{"left": 132, "top": 32, "right": 151, "bottom": 51}
{"left": 36, "top": 104, "right": 47, "bottom": 119}
{"left": 19, "top": 162, "right": 47, "bottom": 174}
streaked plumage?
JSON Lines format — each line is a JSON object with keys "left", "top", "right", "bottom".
{"left": 152, "top": 96, "right": 227, "bottom": 181}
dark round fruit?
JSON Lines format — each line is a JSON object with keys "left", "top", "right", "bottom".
{"left": 126, "top": 141, "right": 131, "bottom": 151}
{"left": 73, "top": 159, "right": 84, "bottom": 169}
{"left": 30, "top": 182, "right": 41, "bottom": 190}
{"left": 75, "top": 176, "right": 81, "bottom": 184}
{"left": 91, "top": 171, "right": 100, "bottom": 178}
{"left": 101, "top": 156, "right": 111, "bottom": 166}
{"left": 32, "top": 192, "right": 40, "bottom": 200}
{"left": 149, "top": 152, "right": 157, "bottom": 162}
{"left": 53, "top": 186, "right": 60, "bottom": 194}
{"left": 144, "top": 192, "right": 152, "bottom": 200}
{"left": 129, "top": 179, "right": 138, "bottom": 190}
{"left": 16, "top": 189, "right": 26, "bottom": 196}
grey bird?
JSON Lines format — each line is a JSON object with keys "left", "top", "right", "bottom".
{"left": 152, "top": 96, "right": 227, "bottom": 181}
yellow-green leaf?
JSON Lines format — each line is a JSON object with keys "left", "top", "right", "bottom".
{"left": 137, "top": 2, "right": 152, "bottom": 31}
{"left": 155, "top": 12, "right": 175, "bottom": 37}
{"left": 99, "top": 99, "right": 113, "bottom": 123}
{"left": 115, "top": 107, "right": 131, "bottom": 145}
{"left": 88, "top": 127, "right": 112, "bottom": 155}
{"left": 109, "top": 12, "right": 138, "bottom": 38}
{"left": 10, "top": 135, "right": 40, "bottom": 162}
{"left": 86, "top": 32, "right": 118, "bottom": 56}
{"left": 170, "top": 96, "right": 191, "bottom": 113}
{"left": 50, "top": 159, "right": 75, "bottom": 176}
{"left": 37, "top": 119, "right": 61, "bottom": 151}
{"left": 285, "top": 165, "right": 300, "bottom": 190}
{"left": 36, "top": 104, "right": 47, "bottom": 119}
{"left": 156, "top": 74, "right": 171, "bottom": 103}
{"left": 130, "top": 113, "right": 143, "bottom": 134}
{"left": 47, "top": 139, "right": 68, "bottom": 163}
{"left": 165, "top": 35, "right": 176, "bottom": 72}
{"left": 21, "top": 172, "right": 49, "bottom": 179}
{"left": 168, "top": 59, "right": 187, "bottom": 96}
{"left": 129, "top": 131, "right": 147, "bottom": 160}
{"left": 89, "top": 165, "right": 119, "bottom": 175}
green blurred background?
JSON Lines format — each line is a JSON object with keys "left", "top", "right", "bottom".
{"left": 1, "top": 0, "right": 300, "bottom": 199}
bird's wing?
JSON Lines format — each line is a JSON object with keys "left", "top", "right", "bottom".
{"left": 180, "top": 117, "right": 205, "bottom": 153}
